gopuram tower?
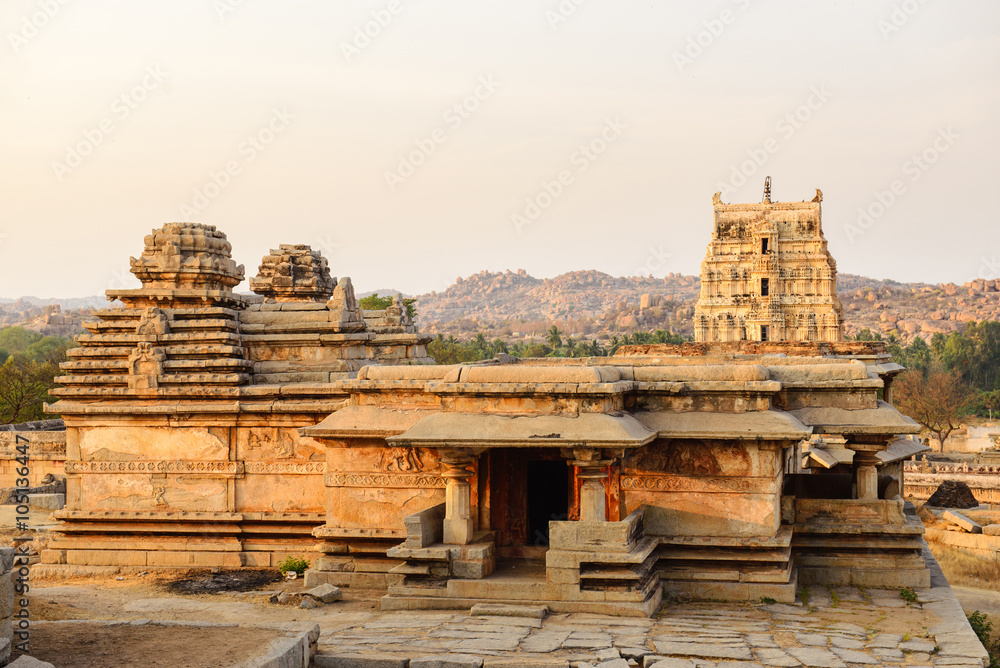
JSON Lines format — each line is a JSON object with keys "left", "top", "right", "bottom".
{"left": 694, "top": 178, "right": 845, "bottom": 343}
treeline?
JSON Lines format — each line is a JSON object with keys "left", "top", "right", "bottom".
{"left": 851, "top": 322, "right": 1000, "bottom": 449}
{"left": 0, "top": 327, "right": 76, "bottom": 424}
{"left": 428, "top": 328, "right": 688, "bottom": 365}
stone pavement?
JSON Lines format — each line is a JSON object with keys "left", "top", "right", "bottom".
{"left": 313, "top": 585, "right": 988, "bottom": 668}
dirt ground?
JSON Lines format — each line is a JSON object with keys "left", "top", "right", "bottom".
{"left": 28, "top": 568, "right": 383, "bottom": 666}
{"left": 32, "top": 569, "right": 381, "bottom": 624}
{"left": 16, "top": 623, "right": 277, "bottom": 668}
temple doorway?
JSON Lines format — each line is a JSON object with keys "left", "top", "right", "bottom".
{"left": 485, "top": 448, "right": 571, "bottom": 558}
{"left": 527, "top": 459, "right": 569, "bottom": 547}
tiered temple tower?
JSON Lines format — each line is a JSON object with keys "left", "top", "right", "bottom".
{"left": 694, "top": 180, "right": 844, "bottom": 343}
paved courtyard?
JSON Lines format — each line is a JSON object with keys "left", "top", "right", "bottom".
{"left": 311, "top": 584, "right": 985, "bottom": 668}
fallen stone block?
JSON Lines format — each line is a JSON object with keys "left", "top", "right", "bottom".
{"left": 943, "top": 510, "right": 982, "bottom": 534}
{"left": 27, "top": 493, "right": 65, "bottom": 510}
{"left": 471, "top": 603, "right": 547, "bottom": 619}
{"left": 982, "top": 524, "right": 1000, "bottom": 536}
{"left": 483, "top": 656, "right": 570, "bottom": 668}
{"left": 304, "top": 583, "right": 343, "bottom": 603}
{"left": 314, "top": 654, "right": 410, "bottom": 668}
{"left": 411, "top": 655, "right": 484, "bottom": 668}
{"left": 483, "top": 660, "right": 569, "bottom": 668}
{"left": 300, "top": 597, "right": 321, "bottom": 609}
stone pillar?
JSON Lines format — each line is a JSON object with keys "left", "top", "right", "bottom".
{"left": 846, "top": 439, "right": 887, "bottom": 502}
{"left": 569, "top": 448, "right": 613, "bottom": 522}
{"left": 852, "top": 449, "right": 882, "bottom": 501}
{"left": 440, "top": 450, "right": 477, "bottom": 545}
{"left": 882, "top": 375, "right": 894, "bottom": 406}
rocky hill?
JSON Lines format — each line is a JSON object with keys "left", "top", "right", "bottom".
{"left": 3, "top": 273, "right": 999, "bottom": 344}
{"left": 0, "top": 299, "right": 95, "bottom": 338}
{"left": 413, "top": 271, "right": 1000, "bottom": 343}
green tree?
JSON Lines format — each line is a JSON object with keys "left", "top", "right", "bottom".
{"left": 546, "top": 326, "right": 562, "bottom": 349}
{"left": 0, "top": 356, "right": 61, "bottom": 424}
{"left": 359, "top": 293, "right": 417, "bottom": 319}
{"left": 982, "top": 390, "right": 1000, "bottom": 421}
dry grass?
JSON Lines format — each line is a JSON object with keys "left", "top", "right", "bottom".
{"left": 931, "top": 541, "right": 1000, "bottom": 591}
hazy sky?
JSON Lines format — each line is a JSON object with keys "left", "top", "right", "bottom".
{"left": 1, "top": 1, "right": 998, "bottom": 298}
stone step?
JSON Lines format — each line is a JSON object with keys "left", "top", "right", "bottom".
{"left": 389, "top": 563, "right": 432, "bottom": 576}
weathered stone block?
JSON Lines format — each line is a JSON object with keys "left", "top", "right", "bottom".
{"left": 303, "top": 583, "right": 342, "bottom": 603}
{"left": 313, "top": 654, "right": 410, "bottom": 668}
{"left": 471, "top": 603, "right": 548, "bottom": 619}
{"left": 411, "top": 655, "right": 484, "bottom": 668}
{"left": 943, "top": 510, "right": 982, "bottom": 533}
{"left": 27, "top": 493, "right": 65, "bottom": 510}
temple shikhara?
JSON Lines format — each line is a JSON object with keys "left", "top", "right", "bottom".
{"left": 695, "top": 179, "right": 845, "bottom": 343}
{"left": 40, "top": 194, "right": 931, "bottom": 616}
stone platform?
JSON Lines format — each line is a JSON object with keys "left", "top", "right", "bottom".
{"left": 308, "top": 550, "right": 987, "bottom": 668}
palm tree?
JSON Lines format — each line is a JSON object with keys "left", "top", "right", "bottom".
{"left": 565, "top": 337, "right": 577, "bottom": 358}
{"left": 547, "top": 325, "right": 562, "bottom": 349}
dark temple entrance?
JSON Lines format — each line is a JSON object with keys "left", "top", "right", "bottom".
{"left": 527, "top": 460, "right": 569, "bottom": 547}
{"left": 486, "top": 449, "right": 570, "bottom": 558}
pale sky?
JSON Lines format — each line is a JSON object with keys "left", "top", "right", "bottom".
{"left": 1, "top": 1, "right": 998, "bottom": 298}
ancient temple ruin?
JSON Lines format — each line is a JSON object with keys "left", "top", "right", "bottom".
{"left": 695, "top": 180, "right": 845, "bottom": 343}
{"left": 41, "top": 221, "right": 930, "bottom": 616}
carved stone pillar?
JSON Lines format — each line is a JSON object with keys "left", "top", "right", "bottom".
{"left": 440, "top": 449, "right": 477, "bottom": 545}
{"left": 568, "top": 448, "right": 613, "bottom": 522}
{"left": 853, "top": 450, "right": 881, "bottom": 501}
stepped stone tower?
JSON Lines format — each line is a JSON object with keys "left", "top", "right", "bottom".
{"left": 694, "top": 180, "right": 844, "bottom": 343}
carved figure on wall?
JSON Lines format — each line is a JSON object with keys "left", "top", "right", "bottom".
{"left": 626, "top": 441, "right": 752, "bottom": 476}
{"left": 136, "top": 307, "right": 171, "bottom": 335}
{"left": 378, "top": 447, "right": 424, "bottom": 472}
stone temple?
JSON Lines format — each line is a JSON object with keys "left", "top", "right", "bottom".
{"left": 41, "top": 215, "right": 930, "bottom": 616}
{"left": 695, "top": 180, "right": 845, "bottom": 343}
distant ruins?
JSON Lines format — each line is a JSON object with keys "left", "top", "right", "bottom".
{"left": 695, "top": 179, "right": 845, "bottom": 343}
{"left": 39, "top": 219, "right": 931, "bottom": 615}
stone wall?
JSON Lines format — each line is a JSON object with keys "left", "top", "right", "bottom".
{"left": 0, "top": 433, "right": 66, "bottom": 488}
{"left": 904, "top": 462, "right": 1000, "bottom": 505}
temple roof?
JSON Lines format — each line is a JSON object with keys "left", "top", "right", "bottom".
{"left": 634, "top": 410, "right": 810, "bottom": 441}
{"left": 387, "top": 412, "right": 657, "bottom": 449}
